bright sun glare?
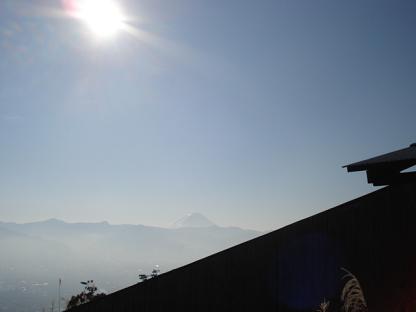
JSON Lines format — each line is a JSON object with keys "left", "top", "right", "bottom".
{"left": 70, "top": 0, "right": 126, "bottom": 38}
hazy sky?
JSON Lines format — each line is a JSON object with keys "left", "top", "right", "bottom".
{"left": 0, "top": 0, "right": 415, "bottom": 231}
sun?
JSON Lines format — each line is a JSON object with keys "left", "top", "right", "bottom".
{"left": 68, "top": 0, "right": 126, "bottom": 38}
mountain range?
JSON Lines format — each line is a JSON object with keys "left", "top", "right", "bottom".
{"left": 0, "top": 214, "right": 261, "bottom": 312}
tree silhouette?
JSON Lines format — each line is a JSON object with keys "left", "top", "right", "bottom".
{"left": 138, "top": 266, "right": 160, "bottom": 282}
{"left": 66, "top": 280, "right": 106, "bottom": 310}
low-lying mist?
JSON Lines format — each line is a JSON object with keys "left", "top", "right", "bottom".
{"left": 0, "top": 217, "right": 261, "bottom": 312}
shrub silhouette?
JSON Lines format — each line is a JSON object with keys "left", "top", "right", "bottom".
{"left": 66, "top": 280, "right": 106, "bottom": 310}
{"left": 138, "top": 266, "right": 160, "bottom": 282}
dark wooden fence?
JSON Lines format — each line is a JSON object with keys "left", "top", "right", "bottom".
{"left": 68, "top": 183, "right": 416, "bottom": 312}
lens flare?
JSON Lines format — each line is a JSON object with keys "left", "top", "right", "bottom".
{"left": 65, "top": 0, "right": 126, "bottom": 38}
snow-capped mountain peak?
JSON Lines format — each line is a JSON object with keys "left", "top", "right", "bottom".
{"left": 172, "top": 213, "right": 216, "bottom": 228}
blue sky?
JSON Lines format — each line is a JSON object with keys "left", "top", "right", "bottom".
{"left": 0, "top": 0, "right": 415, "bottom": 230}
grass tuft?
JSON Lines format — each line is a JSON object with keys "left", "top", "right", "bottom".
{"left": 340, "top": 268, "right": 367, "bottom": 312}
{"left": 316, "top": 299, "right": 330, "bottom": 312}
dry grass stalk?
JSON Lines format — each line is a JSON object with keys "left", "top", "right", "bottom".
{"left": 316, "top": 299, "right": 330, "bottom": 312}
{"left": 340, "top": 268, "right": 367, "bottom": 312}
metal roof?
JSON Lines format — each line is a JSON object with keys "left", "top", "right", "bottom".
{"left": 344, "top": 143, "right": 416, "bottom": 172}
{"left": 344, "top": 143, "right": 416, "bottom": 186}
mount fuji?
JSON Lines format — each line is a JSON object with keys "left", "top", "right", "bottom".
{"left": 172, "top": 212, "right": 217, "bottom": 228}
